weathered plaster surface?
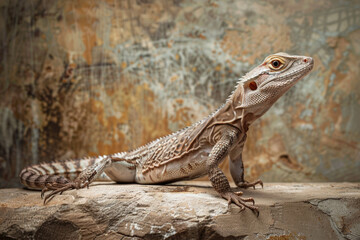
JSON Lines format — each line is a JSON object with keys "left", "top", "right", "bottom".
{"left": 0, "top": 0, "right": 359, "bottom": 186}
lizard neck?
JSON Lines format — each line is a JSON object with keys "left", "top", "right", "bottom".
{"left": 221, "top": 80, "right": 272, "bottom": 133}
{"left": 207, "top": 83, "right": 258, "bottom": 135}
{"left": 227, "top": 83, "right": 256, "bottom": 132}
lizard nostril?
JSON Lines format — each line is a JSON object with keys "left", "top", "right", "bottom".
{"left": 303, "top": 58, "right": 308, "bottom": 63}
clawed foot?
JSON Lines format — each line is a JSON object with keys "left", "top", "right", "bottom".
{"left": 236, "top": 179, "right": 263, "bottom": 189}
{"left": 221, "top": 191, "right": 259, "bottom": 216}
{"left": 41, "top": 179, "right": 90, "bottom": 204}
{"left": 41, "top": 182, "right": 75, "bottom": 204}
{"left": 40, "top": 157, "right": 111, "bottom": 204}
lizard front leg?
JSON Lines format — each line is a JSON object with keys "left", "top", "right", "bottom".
{"left": 207, "top": 128, "right": 259, "bottom": 215}
{"left": 41, "top": 156, "right": 112, "bottom": 204}
{"left": 229, "top": 149, "right": 263, "bottom": 189}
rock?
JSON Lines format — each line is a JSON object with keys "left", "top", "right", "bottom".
{"left": 0, "top": 182, "right": 359, "bottom": 239}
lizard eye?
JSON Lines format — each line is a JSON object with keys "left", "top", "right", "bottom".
{"left": 271, "top": 60, "right": 281, "bottom": 68}
{"left": 268, "top": 58, "right": 285, "bottom": 71}
{"left": 265, "top": 56, "right": 286, "bottom": 71}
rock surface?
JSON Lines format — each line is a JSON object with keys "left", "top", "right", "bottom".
{"left": 0, "top": 182, "right": 359, "bottom": 240}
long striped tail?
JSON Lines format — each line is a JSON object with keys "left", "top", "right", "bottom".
{"left": 19, "top": 156, "right": 109, "bottom": 190}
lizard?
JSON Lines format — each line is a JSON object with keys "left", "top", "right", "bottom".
{"left": 19, "top": 52, "right": 314, "bottom": 215}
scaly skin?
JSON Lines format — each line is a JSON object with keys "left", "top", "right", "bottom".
{"left": 20, "top": 53, "right": 314, "bottom": 214}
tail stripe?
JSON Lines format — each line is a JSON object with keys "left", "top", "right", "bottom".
{"left": 60, "top": 162, "right": 70, "bottom": 178}
{"left": 37, "top": 165, "right": 51, "bottom": 175}
{"left": 32, "top": 166, "right": 46, "bottom": 175}
{"left": 49, "top": 162, "right": 61, "bottom": 174}
{"left": 20, "top": 171, "right": 34, "bottom": 185}
{"left": 28, "top": 174, "right": 41, "bottom": 188}
{"left": 47, "top": 175, "right": 58, "bottom": 183}
{"left": 34, "top": 175, "right": 46, "bottom": 188}
{"left": 75, "top": 160, "right": 81, "bottom": 172}
{"left": 44, "top": 175, "right": 52, "bottom": 184}
{"left": 30, "top": 167, "right": 43, "bottom": 175}
{"left": 43, "top": 163, "right": 59, "bottom": 175}
{"left": 19, "top": 156, "right": 110, "bottom": 190}
{"left": 56, "top": 176, "right": 68, "bottom": 184}
{"left": 19, "top": 168, "right": 30, "bottom": 179}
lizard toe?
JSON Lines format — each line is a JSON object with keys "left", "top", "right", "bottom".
{"left": 41, "top": 182, "right": 77, "bottom": 204}
{"left": 222, "top": 192, "right": 259, "bottom": 216}
{"left": 236, "top": 179, "right": 263, "bottom": 189}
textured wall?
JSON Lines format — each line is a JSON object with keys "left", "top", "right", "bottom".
{"left": 0, "top": 0, "right": 359, "bottom": 187}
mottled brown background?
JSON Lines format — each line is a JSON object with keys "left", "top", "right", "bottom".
{"left": 0, "top": 0, "right": 359, "bottom": 187}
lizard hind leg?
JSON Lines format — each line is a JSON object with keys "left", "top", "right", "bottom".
{"left": 41, "top": 156, "right": 112, "bottom": 204}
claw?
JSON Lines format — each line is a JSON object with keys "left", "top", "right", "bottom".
{"left": 253, "top": 208, "right": 260, "bottom": 217}
{"left": 43, "top": 193, "right": 56, "bottom": 205}
{"left": 237, "top": 179, "right": 263, "bottom": 189}
{"left": 41, "top": 188, "right": 47, "bottom": 199}
{"left": 239, "top": 204, "right": 245, "bottom": 212}
{"left": 222, "top": 191, "right": 259, "bottom": 216}
{"left": 41, "top": 183, "right": 52, "bottom": 199}
{"left": 258, "top": 180, "right": 264, "bottom": 189}
{"left": 234, "top": 191, "right": 243, "bottom": 196}
{"left": 240, "top": 197, "right": 255, "bottom": 205}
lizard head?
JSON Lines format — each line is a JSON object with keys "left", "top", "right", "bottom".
{"left": 237, "top": 52, "right": 314, "bottom": 118}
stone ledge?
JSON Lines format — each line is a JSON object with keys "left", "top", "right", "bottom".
{"left": 0, "top": 182, "right": 359, "bottom": 240}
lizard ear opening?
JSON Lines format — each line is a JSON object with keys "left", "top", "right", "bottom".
{"left": 249, "top": 81, "right": 257, "bottom": 90}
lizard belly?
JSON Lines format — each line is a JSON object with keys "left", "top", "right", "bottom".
{"left": 104, "top": 161, "right": 136, "bottom": 182}
{"left": 135, "top": 146, "right": 212, "bottom": 184}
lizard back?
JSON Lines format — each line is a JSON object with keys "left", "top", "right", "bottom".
{"left": 120, "top": 86, "right": 246, "bottom": 178}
